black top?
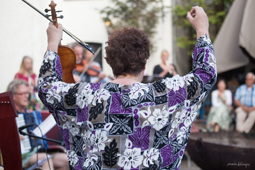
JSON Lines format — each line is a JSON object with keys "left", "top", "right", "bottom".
{"left": 153, "top": 64, "right": 173, "bottom": 78}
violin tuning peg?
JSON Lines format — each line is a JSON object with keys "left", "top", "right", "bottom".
{"left": 45, "top": 14, "right": 52, "bottom": 18}
{"left": 57, "top": 15, "right": 64, "bottom": 19}
{"left": 56, "top": 10, "right": 63, "bottom": 13}
{"left": 45, "top": 8, "right": 51, "bottom": 13}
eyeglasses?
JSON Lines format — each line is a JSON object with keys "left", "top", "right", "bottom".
{"left": 14, "top": 92, "right": 30, "bottom": 96}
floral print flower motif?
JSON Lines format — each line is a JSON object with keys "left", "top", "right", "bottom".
{"left": 53, "top": 82, "right": 71, "bottom": 94}
{"left": 39, "top": 61, "right": 51, "bottom": 76}
{"left": 162, "top": 75, "right": 184, "bottom": 92}
{"left": 184, "top": 100, "right": 190, "bottom": 108}
{"left": 81, "top": 130, "right": 92, "bottom": 148}
{"left": 191, "top": 103, "right": 201, "bottom": 113}
{"left": 142, "top": 120, "right": 150, "bottom": 128}
{"left": 125, "top": 139, "right": 133, "bottom": 149}
{"left": 129, "top": 83, "right": 149, "bottom": 100}
{"left": 176, "top": 127, "right": 188, "bottom": 144}
{"left": 67, "top": 150, "right": 79, "bottom": 167}
{"left": 38, "top": 77, "right": 44, "bottom": 86}
{"left": 143, "top": 148, "right": 160, "bottom": 167}
{"left": 83, "top": 151, "right": 99, "bottom": 168}
{"left": 104, "top": 123, "right": 114, "bottom": 131}
{"left": 148, "top": 107, "right": 168, "bottom": 131}
{"left": 184, "top": 111, "right": 197, "bottom": 127}
{"left": 168, "top": 105, "right": 177, "bottom": 114}
{"left": 168, "top": 129, "right": 175, "bottom": 138}
{"left": 118, "top": 148, "right": 143, "bottom": 170}
{"left": 140, "top": 107, "right": 151, "bottom": 119}
{"left": 45, "top": 50, "right": 56, "bottom": 61}
{"left": 199, "top": 92, "right": 206, "bottom": 102}
{"left": 46, "top": 89, "right": 61, "bottom": 104}
{"left": 82, "top": 144, "right": 87, "bottom": 151}
{"left": 87, "top": 121, "right": 94, "bottom": 131}
{"left": 92, "top": 89, "right": 111, "bottom": 106}
{"left": 171, "top": 110, "right": 186, "bottom": 129}
{"left": 63, "top": 121, "right": 79, "bottom": 136}
{"left": 90, "top": 130, "right": 110, "bottom": 153}
{"left": 176, "top": 131, "right": 186, "bottom": 144}
{"left": 58, "top": 112, "right": 67, "bottom": 121}
{"left": 183, "top": 74, "right": 194, "bottom": 86}
{"left": 76, "top": 84, "right": 93, "bottom": 109}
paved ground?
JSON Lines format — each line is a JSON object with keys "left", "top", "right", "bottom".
{"left": 180, "top": 158, "right": 201, "bottom": 170}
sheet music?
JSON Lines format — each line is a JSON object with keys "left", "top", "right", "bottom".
{"left": 16, "top": 114, "right": 57, "bottom": 154}
{"left": 16, "top": 114, "right": 31, "bottom": 154}
{"left": 32, "top": 114, "right": 56, "bottom": 137}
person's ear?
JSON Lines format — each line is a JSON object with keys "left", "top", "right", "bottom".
{"left": 13, "top": 95, "right": 17, "bottom": 103}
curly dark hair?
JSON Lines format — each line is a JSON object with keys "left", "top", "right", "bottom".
{"left": 105, "top": 27, "right": 150, "bottom": 77}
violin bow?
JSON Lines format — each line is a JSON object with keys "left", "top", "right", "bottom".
{"left": 79, "top": 47, "right": 102, "bottom": 78}
{"left": 21, "top": 0, "right": 94, "bottom": 54}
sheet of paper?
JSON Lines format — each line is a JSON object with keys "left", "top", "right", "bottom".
{"left": 33, "top": 114, "right": 56, "bottom": 137}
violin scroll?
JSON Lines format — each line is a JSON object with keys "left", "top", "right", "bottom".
{"left": 22, "top": 0, "right": 94, "bottom": 54}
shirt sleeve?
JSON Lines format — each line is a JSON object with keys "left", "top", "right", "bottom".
{"left": 253, "top": 85, "right": 255, "bottom": 107}
{"left": 234, "top": 86, "right": 241, "bottom": 100}
{"left": 37, "top": 50, "right": 88, "bottom": 117}
{"left": 14, "top": 73, "right": 20, "bottom": 79}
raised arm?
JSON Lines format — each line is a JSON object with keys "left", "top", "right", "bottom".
{"left": 159, "top": 6, "right": 216, "bottom": 111}
{"left": 46, "top": 22, "right": 62, "bottom": 53}
{"left": 187, "top": 6, "right": 209, "bottom": 40}
{"left": 183, "top": 7, "right": 216, "bottom": 104}
{"left": 37, "top": 23, "right": 87, "bottom": 115}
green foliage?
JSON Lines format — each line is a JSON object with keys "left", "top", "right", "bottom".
{"left": 172, "top": 0, "right": 234, "bottom": 55}
{"left": 100, "top": 0, "right": 168, "bottom": 51}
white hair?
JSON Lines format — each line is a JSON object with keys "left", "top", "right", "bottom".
{"left": 246, "top": 72, "right": 255, "bottom": 79}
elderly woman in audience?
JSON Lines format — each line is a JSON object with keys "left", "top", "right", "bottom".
{"left": 207, "top": 79, "right": 233, "bottom": 132}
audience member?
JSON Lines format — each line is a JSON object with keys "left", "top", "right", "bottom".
{"left": 7, "top": 80, "right": 68, "bottom": 170}
{"left": 15, "top": 56, "right": 37, "bottom": 88}
{"left": 206, "top": 79, "right": 232, "bottom": 132}
{"left": 235, "top": 72, "right": 255, "bottom": 133}
{"left": 153, "top": 50, "right": 177, "bottom": 78}
{"left": 14, "top": 56, "right": 40, "bottom": 111}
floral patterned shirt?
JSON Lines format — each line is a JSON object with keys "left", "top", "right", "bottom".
{"left": 38, "top": 35, "right": 216, "bottom": 170}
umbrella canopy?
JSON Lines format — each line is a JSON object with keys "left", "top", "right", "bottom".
{"left": 213, "top": 0, "right": 249, "bottom": 74}
{"left": 239, "top": 0, "right": 255, "bottom": 59}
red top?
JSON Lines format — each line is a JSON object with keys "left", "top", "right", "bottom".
{"left": 14, "top": 72, "right": 37, "bottom": 85}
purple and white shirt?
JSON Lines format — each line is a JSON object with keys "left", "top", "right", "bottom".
{"left": 38, "top": 35, "right": 216, "bottom": 170}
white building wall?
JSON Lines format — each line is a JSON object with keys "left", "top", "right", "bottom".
{"left": 0, "top": 0, "right": 173, "bottom": 93}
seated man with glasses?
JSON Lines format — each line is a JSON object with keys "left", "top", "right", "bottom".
{"left": 7, "top": 79, "right": 69, "bottom": 170}
{"left": 235, "top": 72, "right": 255, "bottom": 133}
